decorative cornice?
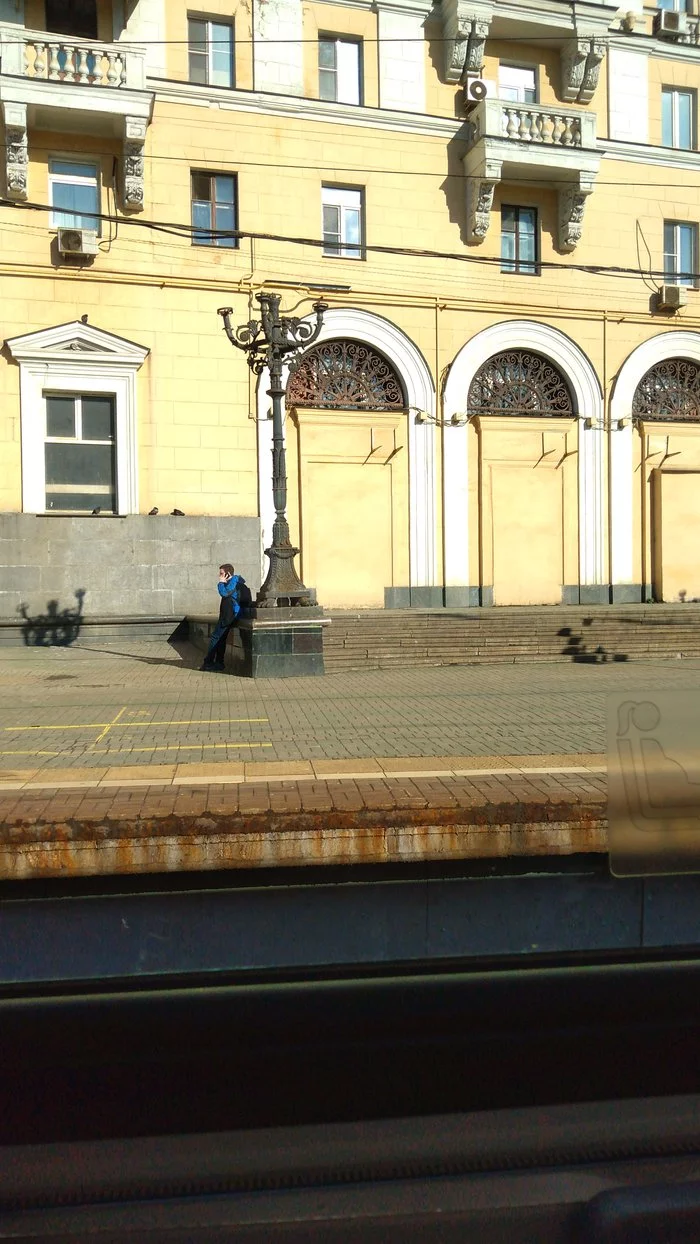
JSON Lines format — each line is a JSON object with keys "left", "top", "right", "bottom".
{"left": 440, "top": 0, "right": 492, "bottom": 82}
{"left": 2, "top": 101, "right": 27, "bottom": 202}
{"left": 122, "top": 114, "right": 147, "bottom": 213}
{"left": 561, "top": 36, "right": 605, "bottom": 104}
{"left": 557, "top": 173, "right": 596, "bottom": 253}
{"left": 466, "top": 157, "right": 501, "bottom": 241}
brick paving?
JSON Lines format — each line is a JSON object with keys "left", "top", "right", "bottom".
{"left": 0, "top": 635, "right": 692, "bottom": 878}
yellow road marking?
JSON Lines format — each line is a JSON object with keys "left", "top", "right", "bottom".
{"left": 5, "top": 717, "right": 269, "bottom": 732}
{"left": 90, "top": 744, "right": 273, "bottom": 753}
{"left": 0, "top": 743, "right": 272, "bottom": 756}
{"left": 0, "top": 750, "right": 62, "bottom": 757}
{"left": 92, "top": 707, "right": 126, "bottom": 748}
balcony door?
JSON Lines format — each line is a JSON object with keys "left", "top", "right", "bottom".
{"left": 45, "top": 0, "right": 98, "bottom": 40}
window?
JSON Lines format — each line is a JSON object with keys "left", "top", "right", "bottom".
{"left": 662, "top": 87, "right": 695, "bottom": 149}
{"left": 664, "top": 220, "right": 698, "bottom": 286}
{"left": 188, "top": 17, "right": 234, "bottom": 87}
{"left": 501, "top": 206, "right": 538, "bottom": 275}
{"left": 322, "top": 186, "right": 363, "bottom": 259}
{"left": 44, "top": 394, "right": 116, "bottom": 512}
{"left": 658, "top": 0, "right": 688, "bottom": 11}
{"left": 45, "top": 0, "right": 98, "bottom": 39}
{"left": 49, "top": 160, "right": 99, "bottom": 232}
{"left": 498, "top": 64, "right": 537, "bottom": 104}
{"left": 191, "top": 173, "right": 238, "bottom": 247}
{"left": 318, "top": 37, "right": 362, "bottom": 105}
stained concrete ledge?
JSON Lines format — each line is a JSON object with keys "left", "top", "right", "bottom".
{"left": 0, "top": 796, "right": 606, "bottom": 880}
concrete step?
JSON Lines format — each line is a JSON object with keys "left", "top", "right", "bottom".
{"left": 323, "top": 606, "right": 700, "bottom": 669}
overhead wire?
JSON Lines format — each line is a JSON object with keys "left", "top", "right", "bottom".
{"left": 1, "top": 195, "right": 696, "bottom": 283}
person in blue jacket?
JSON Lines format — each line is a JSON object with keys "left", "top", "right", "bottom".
{"left": 200, "top": 563, "right": 242, "bottom": 672}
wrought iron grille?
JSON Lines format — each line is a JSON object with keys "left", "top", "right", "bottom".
{"left": 632, "top": 358, "right": 700, "bottom": 422}
{"left": 468, "top": 350, "right": 574, "bottom": 417}
{"left": 287, "top": 339, "right": 406, "bottom": 410}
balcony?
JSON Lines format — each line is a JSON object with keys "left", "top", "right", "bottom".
{"left": 463, "top": 97, "right": 601, "bottom": 251}
{"left": 0, "top": 23, "right": 152, "bottom": 211}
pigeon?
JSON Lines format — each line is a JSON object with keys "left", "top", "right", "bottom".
{"left": 171, "top": 508, "right": 185, "bottom": 516}
{"left": 91, "top": 507, "right": 101, "bottom": 515}
{"left": 148, "top": 506, "right": 158, "bottom": 515}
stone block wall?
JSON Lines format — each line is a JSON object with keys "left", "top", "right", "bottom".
{"left": 0, "top": 514, "right": 261, "bottom": 621}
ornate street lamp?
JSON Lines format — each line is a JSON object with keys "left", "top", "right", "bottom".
{"left": 218, "top": 293, "right": 327, "bottom": 608}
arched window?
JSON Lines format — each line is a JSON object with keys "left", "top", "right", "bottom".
{"left": 468, "top": 350, "right": 575, "bottom": 417}
{"left": 287, "top": 339, "right": 406, "bottom": 410}
{"left": 631, "top": 357, "right": 700, "bottom": 421}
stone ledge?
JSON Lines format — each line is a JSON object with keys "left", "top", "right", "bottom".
{"left": 0, "top": 797, "right": 606, "bottom": 879}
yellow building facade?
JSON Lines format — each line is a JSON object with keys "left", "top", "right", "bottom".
{"left": 2, "top": 0, "right": 700, "bottom": 617}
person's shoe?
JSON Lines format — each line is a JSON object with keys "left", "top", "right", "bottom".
{"left": 199, "top": 661, "right": 216, "bottom": 672}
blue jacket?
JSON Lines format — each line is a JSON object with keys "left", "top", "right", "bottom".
{"left": 217, "top": 575, "right": 241, "bottom": 625}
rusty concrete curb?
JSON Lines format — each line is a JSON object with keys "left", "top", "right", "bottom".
{"left": 0, "top": 799, "right": 607, "bottom": 879}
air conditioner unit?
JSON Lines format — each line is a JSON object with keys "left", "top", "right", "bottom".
{"left": 57, "top": 228, "right": 99, "bottom": 257}
{"left": 653, "top": 9, "right": 688, "bottom": 38}
{"left": 656, "top": 283, "right": 688, "bottom": 311}
{"left": 464, "top": 77, "right": 489, "bottom": 104}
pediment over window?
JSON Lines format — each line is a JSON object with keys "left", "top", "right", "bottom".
{"left": 5, "top": 320, "right": 149, "bottom": 366}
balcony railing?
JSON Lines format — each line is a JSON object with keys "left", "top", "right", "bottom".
{"left": 0, "top": 24, "right": 147, "bottom": 91}
{"left": 467, "top": 98, "right": 597, "bottom": 151}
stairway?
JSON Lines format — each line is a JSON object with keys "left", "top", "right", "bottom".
{"left": 323, "top": 605, "right": 700, "bottom": 671}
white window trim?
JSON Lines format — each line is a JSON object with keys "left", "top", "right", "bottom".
{"left": 498, "top": 63, "right": 538, "bottom": 104}
{"left": 5, "top": 321, "right": 148, "bottom": 516}
{"left": 188, "top": 15, "right": 234, "bottom": 87}
{"left": 48, "top": 158, "right": 101, "bottom": 233}
{"left": 319, "top": 35, "right": 361, "bottom": 105}
{"left": 662, "top": 86, "right": 695, "bottom": 149}
{"left": 322, "top": 184, "right": 364, "bottom": 259}
{"left": 664, "top": 219, "right": 698, "bottom": 287}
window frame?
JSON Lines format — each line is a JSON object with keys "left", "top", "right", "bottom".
{"left": 497, "top": 63, "right": 538, "bottom": 104}
{"left": 657, "top": 0, "right": 688, "bottom": 12}
{"left": 661, "top": 86, "right": 696, "bottom": 149}
{"left": 318, "top": 35, "right": 363, "bottom": 105}
{"left": 6, "top": 323, "right": 148, "bottom": 517}
{"left": 664, "top": 219, "right": 698, "bottom": 287}
{"left": 48, "top": 158, "right": 101, "bottom": 234}
{"left": 500, "top": 204, "right": 539, "bottom": 276}
{"left": 45, "top": 0, "right": 98, "bottom": 40}
{"left": 187, "top": 14, "right": 235, "bottom": 88}
{"left": 191, "top": 170, "right": 239, "bottom": 248}
{"left": 44, "top": 392, "right": 117, "bottom": 514}
{"left": 321, "top": 184, "right": 365, "bottom": 260}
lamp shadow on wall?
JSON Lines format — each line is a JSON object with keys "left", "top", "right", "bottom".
{"left": 18, "top": 589, "right": 86, "bottom": 646}
{"left": 559, "top": 618, "right": 629, "bottom": 663}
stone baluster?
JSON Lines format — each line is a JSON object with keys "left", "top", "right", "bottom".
{"left": 48, "top": 43, "right": 61, "bottom": 80}
{"left": 561, "top": 115, "right": 574, "bottom": 146}
{"left": 504, "top": 108, "right": 519, "bottom": 140}
{"left": 33, "top": 42, "right": 46, "bottom": 78}
{"left": 106, "top": 52, "right": 120, "bottom": 86}
{"left": 551, "top": 115, "right": 565, "bottom": 145}
{"left": 76, "top": 46, "right": 90, "bottom": 83}
{"left": 531, "top": 112, "right": 544, "bottom": 143}
{"left": 23, "top": 41, "right": 30, "bottom": 75}
{"left": 62, "top": 45, "right": 76, "bottom": 81}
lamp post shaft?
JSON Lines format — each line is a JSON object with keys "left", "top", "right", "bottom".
{"left": 218, "top": 292, "right": 328, "bottom": 608}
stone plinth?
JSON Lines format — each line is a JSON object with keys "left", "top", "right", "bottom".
{"left": 230, "top": 607, "right": 327, "bottom": 678}
{"left": 189, "top": 607, "right": 328, "bottom": 678}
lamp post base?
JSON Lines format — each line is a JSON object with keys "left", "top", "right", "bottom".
{"left": 255, "top": 536, "right": 318, "bottom": 610}
{"left": 230, "top": 606, "right": 327, "bottom": 678}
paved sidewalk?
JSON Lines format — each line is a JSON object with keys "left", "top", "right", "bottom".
{"left": 0, "top": 637, "right": 689, "bottom": 880}
{"left": 1, "top": 637, "right": 699, "bottom": 769}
